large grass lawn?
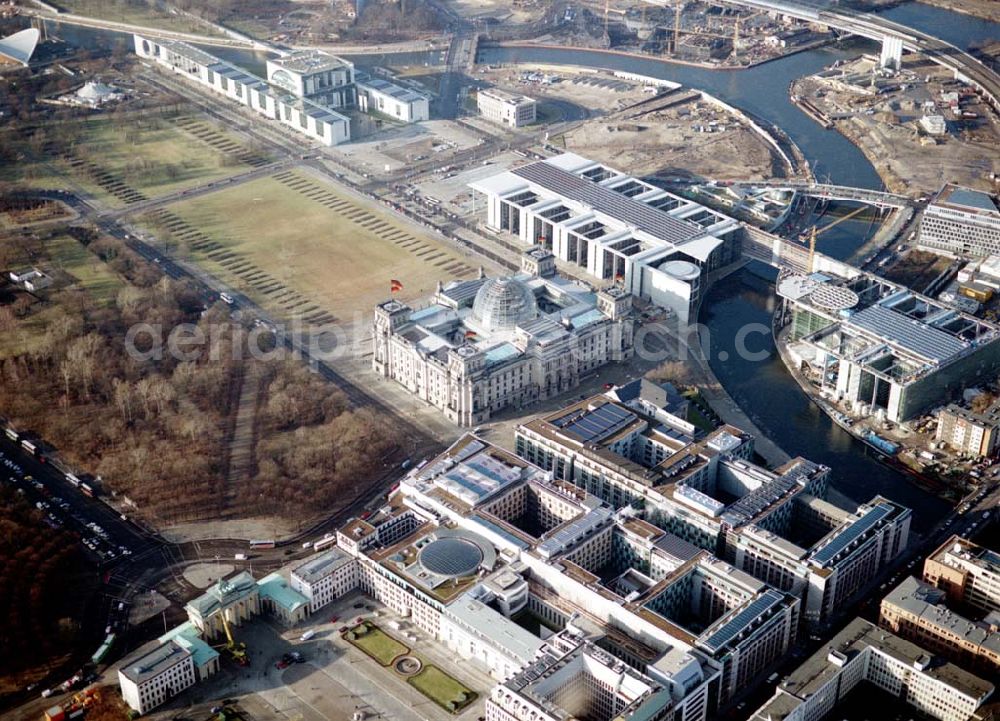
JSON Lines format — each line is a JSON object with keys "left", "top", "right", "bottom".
{"left": 345, "top": 624, "right": 409, "bottom": 666}
{"left": 407, "top": 665, "right": 476, "bottom": 713}
{"left": 72, "top": 117, "right": 251, "bottom": 203}
{"left": 47, "top": 234, "right": 124, "bottom": 306}
{"left": 158, "top": 171, "right": 475, "bottom": 320}
{"left": 0, "top": 116, "right": 257, "bottom": 209}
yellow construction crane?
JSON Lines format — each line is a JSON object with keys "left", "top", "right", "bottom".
{"left": 804, "top": 205, "right": 871, "bottom": 273}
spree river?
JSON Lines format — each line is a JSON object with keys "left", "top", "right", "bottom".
{"left": 38, "top": 4, "right": 1000, "bottom": 527}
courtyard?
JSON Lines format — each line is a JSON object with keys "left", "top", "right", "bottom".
{"left": 130, "top": 591, "right": 490, "bottom": 721}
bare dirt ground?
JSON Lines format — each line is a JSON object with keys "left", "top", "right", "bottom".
{"left": 159, "top": 517, "right": 301, "bottom": 543}
{"left": 441, "top": 0, "right": 547, "bottom": 24}
{"left": 475, "top": 65, "right": 780, "bottom": 180}
{"left": 795, "top": 58, "right": 1000, "bottom": 195}
{"left": 880, "top": 249, "right": 953, "bottom": 293}
{"left": 562, "top": 102, "right": 776, "bottom": 180}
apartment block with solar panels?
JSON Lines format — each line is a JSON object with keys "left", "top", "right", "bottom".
{"left": 778, "top": 269, "right": 1000, "bottom": 423}
{"left": 331, "top": 429, "right": 798, "bottom": 720}
{"left": 470, "top": 153, "right": 742, "bottom": 325}
{"left": 312, "top": 384, "right": 921, "bottom": 721}
{"left": 513, "top": 386, "right": 911, "bottom": 628}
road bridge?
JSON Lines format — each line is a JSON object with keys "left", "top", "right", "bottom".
{"left": 727, "top": 180, "right": 914, "bottom": 209}
{"left": 642, "top": 0, "right": 1000, "bottom": 113}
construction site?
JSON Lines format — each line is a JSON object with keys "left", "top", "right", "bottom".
{"left": 792, "top": 53, "right": 1000, "bottom": 194}
{"left": 464, "top": 0, "right": 834, "bottom": 67}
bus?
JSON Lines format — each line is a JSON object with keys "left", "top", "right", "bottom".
{"left": 220, "top": 292, "right": 234, "bottom": 305}
{"left": 80, "top": 482, "right": 95, "bottom": 498}
{"left": 312, "top": 535, "right": 337, "bottom": 553}
{"left": 249, "top": 539, "right": 275, "bottom": 549}
{"left": 4, "top": 428, "right": 18, "bottom": 442}
{"left": 65, "top": 473, "right": 81, "bottom": 488}
{"left": 21, "top": 439, "right": 38, "bottom": 456}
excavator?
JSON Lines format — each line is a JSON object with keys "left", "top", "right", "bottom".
{"left": 213, "top": 614, "right": 249, "bottom": 667}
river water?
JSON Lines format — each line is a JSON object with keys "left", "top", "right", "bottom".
{"left": 35, "top": 4, "right": 1000, "bottom": 527}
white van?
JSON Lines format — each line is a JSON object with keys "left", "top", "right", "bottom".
{"left": 300, "top": 630, "right": 316, "bottom": 641}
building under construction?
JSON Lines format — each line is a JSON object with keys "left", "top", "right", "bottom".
{"left": 777, "top": 270, "right": 1000, "bottom": 423}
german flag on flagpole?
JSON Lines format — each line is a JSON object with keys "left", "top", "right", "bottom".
{"left": 390, "top": 279, "right": 403, "bottom": 293}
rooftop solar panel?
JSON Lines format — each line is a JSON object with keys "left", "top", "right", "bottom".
{"left": 553, "top": 403, "right": 637, "bottom": 444}
{"left": 512, "top": 162, "right": 701, "bottom": 245}
{"left": 811, "top": 503, "right": 893, "bottom": 566}
{"left": 846, "top": 305, "right": 967, "bottom": 363}
{"left": 701, "top": 589, "right": 785, "bottom": 653}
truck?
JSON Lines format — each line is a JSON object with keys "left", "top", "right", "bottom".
{"left": 234, "top": 553, "right": 248, "bottom": 561}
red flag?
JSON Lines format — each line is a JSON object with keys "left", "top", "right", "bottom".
{"left": 390, "top": 279, "right": 403, "bottom": 293}
{"left": 464, "top": 330, "right": 477, "bottom": 339}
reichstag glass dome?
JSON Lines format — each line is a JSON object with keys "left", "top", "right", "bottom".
{"left": 472, "top": 277, "right": 538, "bottom": 332}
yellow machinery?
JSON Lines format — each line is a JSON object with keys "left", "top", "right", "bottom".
{"left": 216, "top": 614, "right": 249, "bottom": 666}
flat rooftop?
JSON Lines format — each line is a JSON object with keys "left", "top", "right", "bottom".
{"left": 185, "top": 571, "right": 257, "bottom": 619}
{"left": 883, "top": 576, "right": 1000, "bottom": 656}
{"left": 120, "top": 641, "right": 191, "bottom": 684}
{"left": 845, "top": 305, "right": 969, "bottom": 364}
{"left": 479, "top": 88, "right": 535, "bottom": 105}
{"left": 358, "top": 74, "right": 428, "bottom": 103}
{"left": 760, "top": 618, "right": 994, "bottom": 720}
{"left": 269, "top": 49, "right": 351, "bottom": 74}
{"left": 292, "top": 547, "right": 353, "bottom": 585}
{"left": 512, "top": 161, "right": 701, "bottom": 246}
{"left": 933, "top": 184, "right": 999, "bottom": 216}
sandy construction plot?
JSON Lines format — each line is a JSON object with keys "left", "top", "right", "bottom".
{"left": 152, "top": 170, "right": 478, "bottom": 321}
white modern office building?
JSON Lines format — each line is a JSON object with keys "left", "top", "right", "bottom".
{"left": 750, "top": 618, "right": 994, "bottom": 721}
{"left": 372, "top": 248, "right": 634, "bottom": 427}
{"left": 779, "top": 270, "right": 1000, "bottom": 423}
{"left": 470, "top": 153, "right": 741, "bottom": 324}
{"left": 133, "top": 35, "right": 351, "bottom": 146}
{"left": 487, "top": 632, "right": 679, "bottom": 721}
{"left": 265, "top": 50, "right": 354, "bottom": 109}
{"left": 356, "top": 74, "right": 430, "bottom": 123}
{"left": 918, "top": 184, "right": 1000, "bottom": 258}
{"left": 477, "top": 88, "right": 537, "bottom": 127}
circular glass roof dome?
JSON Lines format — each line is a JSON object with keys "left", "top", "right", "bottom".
{"left": 418, "top": 537, "right": 483, "bottom": 578}
{"left": 472, "top": 277, "right": 538, "bottom": 333}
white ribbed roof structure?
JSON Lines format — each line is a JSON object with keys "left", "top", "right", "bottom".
{"left": 0, "top": 28, "right": 40, "bottom": 67}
